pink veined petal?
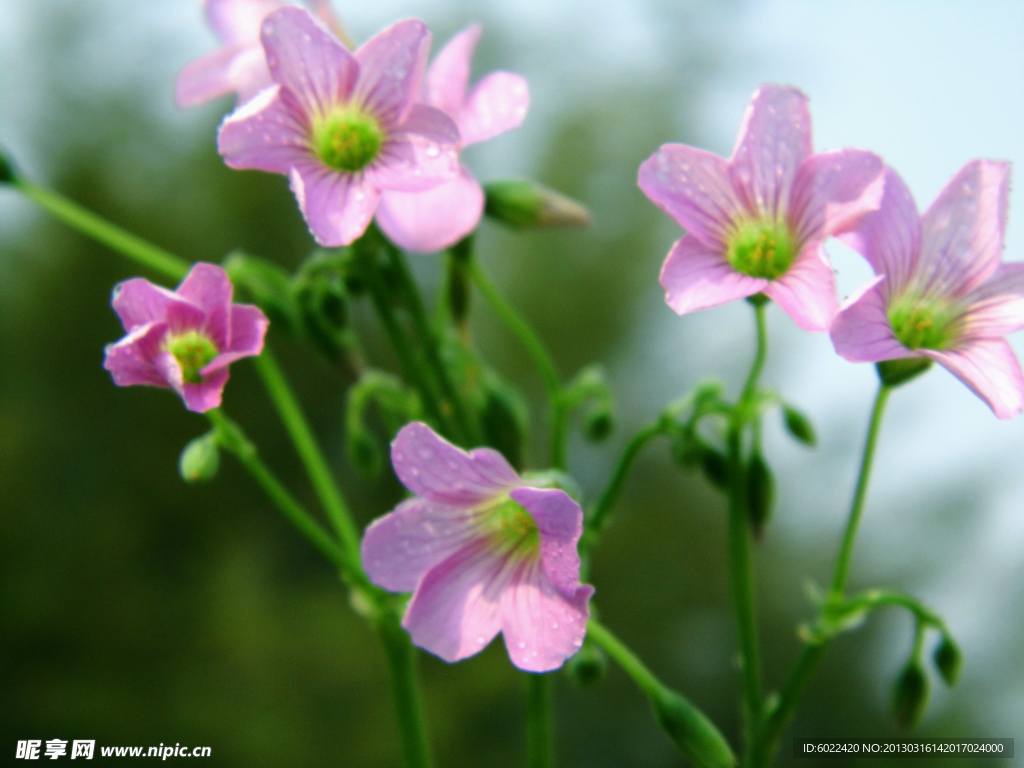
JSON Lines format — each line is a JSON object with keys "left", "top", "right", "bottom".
{"left": 181, "top": 368, "right": 231, "bottom": 413}
{"left": 924, "top": 338, "right": 1024, "bottom": 420}
{"left": 201, "top": 303, "right": 269, "bottom": 375}
{"left": 375, "top": 167, "right": 484, "bottom": 253}
{"left": 175, "top": 43, "right": 247, "bottom": 108}
{"left": 918, "top": 159, "right": 1011, "bottom": 298}
{"left": 508, "top": 487, "right": 586, "bottom": 597}
{"left": 103, "top": 322, "right": 170, "bottom": 388}
{"left": 391, "top": 422, "right": 520, "bottom": 506}
{"left": 261, "top": 6, "right": 358, "bottom": 116}
{"left": 837, "top": 166, "right": 922, "bottom": 296}
{"left": 658, "top": 234, "right": 767, "bottom": 315}
{"left": 207, "top": 0, "right": 284, "bottom": 45}
{"left": 638, "top": 144, "right": 746, "bottom": 249}
{"left": 176, "top": 263, "right": 235, "bottom": 348}
{"left": 353, "top": 19, "right": 431, "bottom": 128}
{"left": 728, "top": 84, "right": 812, "bottom": 221}
{"left": 162, "top": 300, "right": 209, "bottom": 338}
{"left": 217, "top": 85, "right": 313, "bottom": 174}
{"left": 153, "top": 350, "right": 186, "bottom": 397}
{"left": 288, "top": 161, "right": 380, "bottom": 246}
{"left": 830, "top": 275, "right": 911, "bottom": 362}
{"left": 111, "top": 278, "right": 186, "bottom": 331}
{"left": 401, "top": 539, "right": 507, "bottom": 663}
{"left": 789, "top": 149, "right": 884, "bottom": 245}
{"left": 499, "top": 556, "right": 593, "bottom": 673}
{"left": 368, "top": 104, "right": 460, "bottom": 192}
{"left": 763, "top": 241, "right": 838, "bottom": 332}
{"left": 227, "top": 44, "right": 275, "bottom": 105}
{"left": 458, "top": 71, "right": 529, "bottom": 147}
{"left": 959, "top": 261, "right": 1024, "bottom": 339}
{"left": 425, "top": 24, "right": 481, "bottom": 119}
{"left": 361, "top": 497, "right": 488, "bottom": 593}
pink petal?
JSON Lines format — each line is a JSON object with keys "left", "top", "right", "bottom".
{"left": 728, "top": 85, "right": 812, "bottom": 220}
{"left": 500, "top": 556, "right": 593, "bottom": 673}
{"left": 375, "top": 167, "right": 484, "bottom": 253}
{"left": 353, "top": 19, "right": 431, "bottom": 128}
{"left": 103, "top": 322, "right": 170, "bottom": 388}
{"left": 217, "top": 85, "right": 313, "bottom": 174}
{"left": 361, "top": 497, "right": 487, "bottom": 592}
{"left": 261, "top": 6, "right": 357, "bottom": 116}
{"left": 837, "top": 166, "right": 921, "bottom": 295}
{"left": 288, "top": 161, "right": 380, "bottom": 246}
{"left": 207, "top": 0, "right": 284, "bottom": 45}
{"left": 368, "top": 104, "right": 460, "bottom": 192}
{"left": 638, "top": 144, "right": 746, "bottom": 248}
{"left": 226, "top": 44, "right": 275, "bottom": 105}
{"left": 830, "top": 275, "right": 910, "bottom": 362}
{"left": 163, "top": 299, "right": 209, "bottom": 337}
{"left": 925, "top": 338, "right": 1024, "bottom": 419}
{"left": 202, "top": 303, "right": 269, "bottom": 375}
{"left": 509, "top": 487, "right": 586, "bottom": 597}
{"left": 181, "top": 368, "right": 231, "bottom": 413}
{"left": 458, "top": 72, "right": 529, "bottom": 147}
{"left": 401, "top": 539, "right": 507, "bottom": 663}
{"left": 426, "top": 24, "right": 481, "bottom": 119}
{"left": 918, "top": 159, "right": 1011, "bottom": 298}
{"left": 175, "top": 44, "right": 247, "bottom": 108}
{"left": 658, "top": 234, "right": 767, "bottom": 315}
{"left": 390, "top": 422, "right": 520, "bottom": 506}
{"left": 763, "top": 242, "right": 838, "bottom": 332}
{"left": 176, "top": 263, "right": 234, "bottom": 349}
{"left": 789, "top": 149, "right": 884, "bottom": 244}
{"left": 960, "top": 261, "right": 1024, "bottom": 339}
{"left": 111, "top": 278, "right": 185, "bottom": 331}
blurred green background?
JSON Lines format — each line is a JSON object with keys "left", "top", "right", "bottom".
{"left": 2, "top": 1, "right": 1022, "bottom": 766}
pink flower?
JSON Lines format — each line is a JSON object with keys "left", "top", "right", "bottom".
{"left": 217, "top": 8, "right": 460, "bottom": 247}
{"left": 638, "top": 84, "right": 885, "bottom": 331}
{"left": 361, "top": 423, "right": 594, "bottom": 672}
{"left": 831, "top": 162, "right": 1024, "bottom": 418}
{"left": 175, "top": 0, "right": 343, "bottom": 108}
{"left": 103, "top": 263, "right": 268, "bottom": 413}
{"left": 375, "top": 24, "right": 529, "bottom": 253}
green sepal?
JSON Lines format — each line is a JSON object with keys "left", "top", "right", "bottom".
{"left": 563, "top": 640, "right": 607, "bottom": 688}
{"left": 222, "top": 250, "right": 302, "bottom": 335}
{"left": 649, "top": 686, "right": 737, "bottom": 768}
{"left": 484, "top": 179, "right": 591, "bottom": 229}
{"left": 933, "top": 636, "right": 963, "bottom": 687}
{"left": 892, "top": 660, "right": 930, "bottom": 731}
{"left": 876, "top": 357, "right": 933, "bottom": 388}
{"left": 782, "top": 405, "right": 817, "bottom": 446}
{"left": 179, "top": 432, "right": 220, "bottom": 484}
{"left": 746, "top": 450, "right": 775, "bottom": 539}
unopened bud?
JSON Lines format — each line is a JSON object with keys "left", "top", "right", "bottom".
{"left": 0, "top": 148, "right": 17, "bottom": 184}
{"left": 479, "top": 374, "right": 529, "bottom": 471}
{"left": 746, "top": 451, "right": 775, "bottom": 539}
{"left": 892, "top": 660, "right": 929, "bottom": 731}
{"left": 347, "top": 428, "right": 381, "bottom": 478}
{"left": 782, "top": 405, "right": 816, "bottom": 446}
{"left": 649, "top": 686, "right": 736, "bottom": 768}
{"left": 876, "top": 357, "right": 932, "bottom": 388}
{"left": 564, "top": 641, "right": 607, "bottom": 687}
{"left": 484, "top": 179, "right": 591, "bottom": 229}
{"left": 583, "top": 406, "right": 613, "bottom": 442}
{"left": 700, "top": 448, "right": 729, "bottom": 491}
{"left": 179, "top": 432, "right": 220, "bottom": 483}
{"left": 933, "top": 636, "right": 962, "bottom": 687}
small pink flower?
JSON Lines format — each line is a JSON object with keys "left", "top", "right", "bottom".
{"left": 638, "top": 84, "right": 885, "bottom": 331}
{"left": 361, "top": 423, "right": 594, "bottom": 672}
{"left": 375, "top": 24, "right": 530, "bottom": 253}
{"left": 831, "top": 162, "right": 1024, "bottom": 418}
{"left": 103, "top": 263, "right": 268, "bottom": 413}
{"left": 217, "top": 8, "right": 460, "bottom": 246}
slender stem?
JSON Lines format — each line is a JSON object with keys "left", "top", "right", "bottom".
{"left": 376, "top": 610, "right": 434, "bottom": 768}
{"left": 740, "top": 300, "right": 768, "bottom": 405}
{"left": 15, "top": 179, "right": 191, "bottom": 281}
{"left": 205, "top": 409, "right": 346, "bottom": 570}
{"left": 587, "top": 619, "right": 662, "bottom": 699}
{"left": 526, "top": 674, "right": 555, "bottom": 768}
{"left": 468, "top": 260, "right": 565, "bottom": 467}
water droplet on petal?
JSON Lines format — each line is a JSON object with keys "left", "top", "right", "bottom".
{"left": 518, "top": 641, "right": 527, "bottom": 649}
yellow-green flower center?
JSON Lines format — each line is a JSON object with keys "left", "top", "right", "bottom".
{"left": 888, "top": 294, "right": 960, "bottom": 350}
{"left": 165, "top": 329, "right": 219, "bottom": 384}
{"left": 311, "top": 108, "right": 384, "bottom": 172}
{"left": 488, "top": 496, "right": 539, "bottom": 551}
{"left": 726, "top": 219, "right": 796, "bottom": 280}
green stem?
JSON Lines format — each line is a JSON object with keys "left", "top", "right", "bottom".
{"left": 15, "top": 179, "right": 191, "bottom": 280}
{"left": 526, "top": 674, "right": 555, "bottom": 768}
{"left": 377, "top": 610, "right": 434, "bottom": 768}
{"left": 205, "top": 409, "right": 346, "bottom": 570}
{"left": 468, "top": 260, "right": 565, "bottom": 468}
{"left": 587, "top": 619, "right": 662, "bottom": 699}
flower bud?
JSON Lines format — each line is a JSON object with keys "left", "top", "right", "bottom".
{"left": 700, "top": 448, "right": 729, "bottom": 491}
{"left": 0, "top": 148, "right": 17, "bottom": 184}
{"left": 479, "top": 373, "right": 529, "bottom": 471}
{"left": 484, "top": 179, "right": 591, "bottom": 229}
{"left": 933, "top": 636, "right": 962, "bottom": 687}
{"left": 223, "top": 251, "right": 301, "bottom": 335}
{"left": 649, "top": 686, "right": 737, "bottom": 768}
{"left": 583, "top": 406, "right": 614, "bottom": 442}
{"left": 892, "top": 660, "right": 929, "bottom": 731}
{"left": 445, "top": 237, "right": 473, "bottom": 329}
{"left": 179, "top": 432, "right": 220, "bottom": 483}
{"left": 782, "top": 405, "right": 816, "bottom": 446}
{"left": 564, "top": 641, "right": 607, "bottom": 687}
{"left": 746, "top": 451, "right": 775, "bottom": 539}
{"left": 346, "top": 427, "right": 382, "bottom": 478}
{"left": 876, "top": 357, "right": 933, "bottom": 388}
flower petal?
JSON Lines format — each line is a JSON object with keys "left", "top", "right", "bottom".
{"left": 361, "top": 498, "right": 487, "bottom": 592}
{"left": 353, "top": 19, "right": 431, "bottom": 127}
{"left": 202, "top": 304, "right": 269, "bottom": 375}
{"left": 175, "top": 44, "right": 247, "bottom": 108}
{"left": 103, "top": 322, "right": 170, "bottom": 388}
{"left": 217, "top": 85, "right": 312, "bottom": 174}
{"left": 918, "top": 159, "right": 1010, "bottom": 298}
{"left": 401, "top": 539, "right": 506, "bottom": 663}
{"left": 509, "top": 487, "right": 585, "bottom": 597}
{"left": 728, "top": 84, "right": 812, "bottom": 220}
{"left": 226, "top": 44, "right": 274, "bottom": 105}
{"left": 260, "top": 6, "right": 357, "bottom": 116}
{"left": 176, "top": 263, "right": 234, "bottom": 348}
{"left": 207, "top": 0, "right": 283, "bottom": 45}
{"left": 638, "top": 144, "right": 746, "bottom": 248}
{"left": 658, "top": 234, "right": 767, "bottom": 315}
{"left": 375, "top": 167, "right": 484, "bottom": 253}
{"left": 925, "top": 338, "right": 1024, "bottom": 419}
{"left": 789, "top": 149, "right": 884, "bottom": 244}
{"left": 830, "top": 275, "right": 910, "bottom": 362}
{"left": 426, "top": 24, "right": 481, "bottom": 118}
{"left": 960, "top": 261, "right": 1024, "bottom": 339}
{"left": 288, "top": 161, "right": 379, "bottom": 246}
{"left": 458, "top": 72, "right": 529, "bottom": 147}
{"left": 390, "top": 422, "right": 520, "bottom": 505}
{"left": 763, "top": 242, "right": 838, "bottom": 332}
{"left": 500, "top": 556, "right": 593, "bottom": 672}
{"left": 181, "top": 369, "right": 231, "bottom": 413}
{"left": 368, "top": 104, "right": 460, "bottom": 192}
{"left": 111, "top": 278, "right": 186, "bottom": 331}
